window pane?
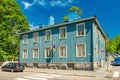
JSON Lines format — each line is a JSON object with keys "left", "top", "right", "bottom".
{"left": 46, "top": 30, "right": 51, "bottom": 41}
{"left": 60, "top": 46, "right": 66, "bottom": 58}
{"left": 23, "top": 35, "right": 27, "bottom": 44}
{"left": 33, "top": 49, "right": 38, "bottom": 58}
{"left": 77, "top": 44, "right": 85, "bottom": 57}
{"left": 23, "top": 50, "right": 27, "bottom": 59}
{"left": 60, "top": 27, "right": 66, "bottom": 38}
{"left": 77, "top": 24, "right": 85, "bottom": 36}
{"left": 33, "top": 32, "right": 38, "bottom": 42}
{"left": 46, "top": 47, "right": 51, "bottom": 58}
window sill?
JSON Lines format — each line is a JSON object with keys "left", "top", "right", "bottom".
{"left": 76, "top": 35, "right": 85, "bottom": 37}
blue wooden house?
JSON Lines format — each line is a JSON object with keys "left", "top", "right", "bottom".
{"left": 20, "top": 12, "right": 106, "bottom": 70}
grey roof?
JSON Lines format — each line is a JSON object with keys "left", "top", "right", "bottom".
{"left": 20, "top": 16, "right": 106, "bottom": 38}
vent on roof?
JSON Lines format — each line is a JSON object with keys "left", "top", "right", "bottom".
{"left": 39, "top": 24, "right": 44, "bottom": 28}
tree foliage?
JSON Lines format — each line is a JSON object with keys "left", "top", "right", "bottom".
{"left": 63, "top": 6, "right": 82, "bottom": 21}
{"left": 69, "top": 6, "right": 82, "bottom": 16}
{"left": 108, "top": 35, "right": 120, "bottom": 55}
{"left": 0, "top": 0, "right": 29, "bottom": 61}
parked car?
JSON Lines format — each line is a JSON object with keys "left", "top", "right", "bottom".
{"left": 112, "top": 57, "right": 120, "bottom": 66}
{"left": 1, "top": 62, "right": 25, "bottom": 72}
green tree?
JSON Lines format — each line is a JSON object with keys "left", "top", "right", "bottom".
{"left": 109, "top": 35, "right": 120, "bottom": 55}
{"left": 63, "top": 6, "right": 82, "bottom": 21}
{"left": 0, "top": 0, "right": 29, "bottom": 61}
{"left": 69, "top": 6, "right": 82, "bottom": 16}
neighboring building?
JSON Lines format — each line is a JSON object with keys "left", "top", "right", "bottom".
{"left": 20, "top": 12, "right": 106, "bottom": 70}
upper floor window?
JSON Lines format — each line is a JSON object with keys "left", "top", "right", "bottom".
{"left": 96, "top": 27, "right": 98, "bottom": 38}
{"left": 33, "top": 32, "right": 38, "bottom": 42}
{"left": 45, "top": 30, "right": 51, "bottom": 41}
{"left": 59, "top": 27, "right": 67, "bottom": 39}
{"left": 23, "top": 34, "right": 28, "bottom": 44}
{"left": 76, "top": 44, "right": 86, "bottom": 57}
{"left": 23, "top": 49, "right": 28, "bottom": 59}
{"left": 33, "top": 49, "right": 39, "bottom": 58}
{"left": 45, "top": 47, "right": 51, "bottom": 58}
{"left": 59, "top": 45, "right": 67, "bottom": 58}
{"left": 76, "top": 23, "right": 85, "bottom": 36}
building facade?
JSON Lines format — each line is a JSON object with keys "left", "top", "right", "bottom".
{"left": 20, "top": 16, "right": 106, "bottom": 70}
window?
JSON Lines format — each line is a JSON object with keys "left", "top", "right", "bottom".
{"left": 33, "top": 49, "right": 39, "bottom": 58}
{"left": 23, "top": 49, "right": 28, "bottom": 59}
{"left": 96, "top": 27, "right": 98, "bottom": 37}
{"left": 76, "top": 23, "right": 85, "bottom": 36}
{"left": 59, "top": 45, "right": 67, "bottom": 58}
{"left": 76, "top": 44, "right": 86, "bottom": 57}
{"left": 96, "top": 44, "right": 98, "bottom": 57}
{"left": 45, "top": 30, "right": 51, "bottom": 41}
{"left": 59, "top": 27, "right": 67, "bottom": 39}
{"left": 23, "top": 34, "right": 28, "bottom": 44}
{"left": 45, "top": 47, "right": 51, "bottom": 58}
{"left": 33, "top": 32, "right": 38, "bottom": 42}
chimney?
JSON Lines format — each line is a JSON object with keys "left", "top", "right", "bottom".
{"left": 48, "top": 15, "right": 55, "bottom": 26}
{"left": 39, "top": 24, "right": 44, "bottom": 28}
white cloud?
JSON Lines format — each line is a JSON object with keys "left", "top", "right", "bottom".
{"left": 38, "top": 0, "right": 46, "bottom": 6}
{"left": 22, "top": 1, "right": 33, "bottom": 9}
{"left": 29, "top": 23, "right": 39, "bottom": 30}
{"left": 22, "top": 0, "right": 75, "bottom": 9}
{"left": 50, "top": 0, "right": 74, "bottom": 7}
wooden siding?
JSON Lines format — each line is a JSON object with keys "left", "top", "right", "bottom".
{"left": 20, "top": 20, "right": 105, "bottom": 64}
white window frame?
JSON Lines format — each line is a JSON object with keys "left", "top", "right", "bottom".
{"left": 33, "top": 48, "right": 39, "bottom": 58}
{"left": 59, "top": 26, "right": 67, "bottom": 39}
{"left": 45, "top": 47, "right": 52, "bottom": 58}
{"left": 33, "top": 32, "right": 38, "bottom": 43}
{"left": 76, "top": 43, "right": 86, "bottom": 57}
{"left": 96, "top": 44, "right": 98, "bottom": 57}
{"left": 23, "top": 34, "right": 28, "bottom": 44}
{"left": 76, "top": 23, "right": 85, "bottom": 37}
{"left": 22, "top": 49, "right": 28, "bottom": 59}
{"left": 45, "top": 30, "right": 51, "bottom": 41}
{"left": 59, "top": 45, "right": 67, "bottom": 58}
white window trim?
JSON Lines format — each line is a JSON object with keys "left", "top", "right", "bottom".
{"left": 45, "top": 47, "right": 52, "bottom": 58}
{"left": 59, "top": 26, "right": 67, "bottom": 39}
{"left": 33, "top": 32, "right": 38, "bottom": 43}
{"left": 76, "top": 23, "right": 85, "bottom": 37}
{"left": 59, "top": 45, "right": 67, "bottom": 58}
{"left": 45, "top": 30, "right": 51, "bottom": 41}
{"left": 22, "top": 49, "right": 28, "bottom": 59}
{"left": 76, "top": 43, "right": 86, "bottom": 57}
{"left": 23, "top": 34, "right": 28, "bottom": 44}
{"left": 32, "top": 48, "right": 39, "bottom": 58}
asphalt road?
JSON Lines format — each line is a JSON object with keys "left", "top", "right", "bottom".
{"left": 0, "top": 66, "right": 120, "bottom": 80}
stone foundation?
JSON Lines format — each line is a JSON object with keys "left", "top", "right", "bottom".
{"left": 25, "top": 62, "right": 96, "bottom": 70}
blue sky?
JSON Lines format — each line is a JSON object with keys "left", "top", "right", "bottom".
{"left": 17, "top": 0, "right": 120, "bottom": 39}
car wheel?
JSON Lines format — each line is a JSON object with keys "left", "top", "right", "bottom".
{"left": 10, "top": 69, "right": 14, "bottom": 72}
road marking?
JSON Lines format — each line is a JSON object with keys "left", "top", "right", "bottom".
{"left": 31, "top": 75, "right": 53, "bottom": 78}
{"left": 14, "top": 74, "right": 63, "bottom": 80}
{"left": 14, "top": 78, "right": 30, "bottom": 80}
{"left": 113, "top": 71, "right": 119, "bottom": 78}
{"left": 24, "top": 76, "right": 47, "bottom": 80}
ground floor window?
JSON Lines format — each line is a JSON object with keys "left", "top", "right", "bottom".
{"left": 76, "top": 44, "right": 86, "bottom": 57}
{"left": 59, "top": 45, "right": 67, "bottom": 58}
{"left": 33, "top": 49, "right": 39, "bottom": 58}
{"left": 45, "top": 47, "right": 52, "bottom": 58}
{"left": 23, "top": 49, "right": 28, "bottom": 59}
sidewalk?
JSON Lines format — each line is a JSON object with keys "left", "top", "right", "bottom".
{"left": 24, "top": 64, "right": 112, "bottom": 78}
